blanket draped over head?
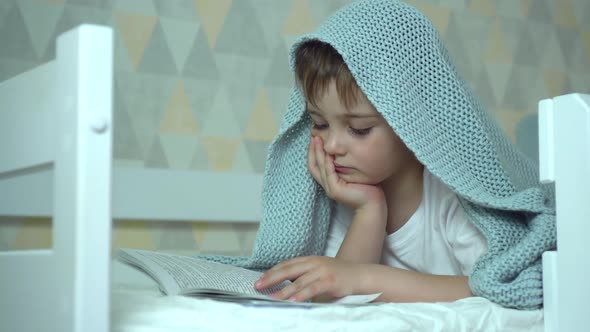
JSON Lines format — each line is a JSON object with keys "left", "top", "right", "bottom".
{"left": 203, "top": 0, "right": 556, "bottom": 310}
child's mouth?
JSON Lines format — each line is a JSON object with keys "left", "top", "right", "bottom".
{"left": 334, "top": 165, "right": 353, "bottom": 173}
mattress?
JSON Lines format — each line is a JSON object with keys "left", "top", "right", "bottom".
{"left": 111, "top": 260, "right": 544, "bottom": 332}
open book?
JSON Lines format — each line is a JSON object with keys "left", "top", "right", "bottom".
{"left": 117, "top": 248, "right": 380, "bottom": 306}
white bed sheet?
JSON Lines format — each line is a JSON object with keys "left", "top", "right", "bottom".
{"left": 111, "top": 260, "right": 544, "bottom": 332}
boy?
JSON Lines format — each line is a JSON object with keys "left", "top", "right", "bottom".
{"left": 212, "top": 0, "right": 555, "bottom": 309}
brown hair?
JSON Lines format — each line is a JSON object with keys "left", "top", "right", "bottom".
{"left": 293, "top": 40, "right": 361, "bottom": 110}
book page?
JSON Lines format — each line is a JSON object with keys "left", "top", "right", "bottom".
{"left": 118, "top": 248, "right": 380, "bottom": 305}
{"left": 118, "top": 249, "right": 287, "bottom": 297}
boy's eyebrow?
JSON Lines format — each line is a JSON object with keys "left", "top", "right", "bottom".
{"left": 306, "top": 107, "right": 378, "bottom": 119}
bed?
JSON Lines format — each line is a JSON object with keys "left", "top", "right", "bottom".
{"left": 0, "top": 24, "right": 588, "bottom": 332}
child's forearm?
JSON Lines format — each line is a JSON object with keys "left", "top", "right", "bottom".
{"left": 336, "top": 202, "right": 387, "bottom": 264}
{"left": 358, "top": 264, "right": 473, "bottom": 303}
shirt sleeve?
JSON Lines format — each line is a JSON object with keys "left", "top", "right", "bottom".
{"left": 446, "top": 199, "right": 488, "bottom": 275}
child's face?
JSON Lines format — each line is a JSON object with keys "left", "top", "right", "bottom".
{"left": 307, "top": 82, "right": 418, "bottom": 185}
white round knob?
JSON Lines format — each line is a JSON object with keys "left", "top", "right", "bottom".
{"left": 91, "top": 116, "right": 109, "bottom": 133}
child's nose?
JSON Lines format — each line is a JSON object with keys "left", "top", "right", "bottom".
{"left": 323, "top": 132, "right": 346, "bottom": 156}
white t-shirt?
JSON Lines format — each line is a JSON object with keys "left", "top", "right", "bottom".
{"left": 323, "top": 168, "right": 488, "bottom": 276}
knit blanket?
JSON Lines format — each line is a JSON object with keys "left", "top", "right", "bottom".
{"left": 204, "top": 0, "right": 556, "bottom": 310}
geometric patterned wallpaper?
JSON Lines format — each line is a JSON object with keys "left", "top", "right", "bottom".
{"left": 1, "top": 0, "right": 589, "bottom": 255}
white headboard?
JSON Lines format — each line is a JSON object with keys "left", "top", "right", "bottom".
{"left": 0, "top": 25, "right": 113, "bottom": 332}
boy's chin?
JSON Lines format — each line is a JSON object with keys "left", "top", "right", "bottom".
{"left": 338, "top": 174, "right": 378, "bottom": 185}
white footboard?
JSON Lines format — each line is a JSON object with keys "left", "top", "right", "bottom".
{"left": 0, "top": 25, "right": 113, "bottom": 332}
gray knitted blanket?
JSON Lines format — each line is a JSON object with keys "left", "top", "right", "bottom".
{"left": 204, "top": 0, "right": 556, "bottom": 310}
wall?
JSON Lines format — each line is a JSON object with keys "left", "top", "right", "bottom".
{"left": 1, "top": 0, "right": 589, "bottom": 255}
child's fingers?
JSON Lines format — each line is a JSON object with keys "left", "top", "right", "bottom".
{"left": 255, "top": 258, "right": 309, "bottom": 290}
{"left": 314, "top": 139, "right": 343, "bottom": 198}
{"left": 275, "top": 271, "right": 324, "bottom": 302}
{"left": 307, "top": 137, "right": 322, "bottom": 183}
{"left": 323, "top": 154, "right": 341, "bottom": 190}
{"left": 315, "top": 138, "right": 331, "bottom": 192}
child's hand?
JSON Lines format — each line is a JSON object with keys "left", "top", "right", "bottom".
{"left": 308, "top": 136, "right": 385, "bottom": 209}
{"left": 254, "top": 256, "right": 364, "bottom": 302}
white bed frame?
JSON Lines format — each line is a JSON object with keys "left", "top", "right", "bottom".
{"left": 539, "top": 93, "right": 590, "bottom": 332}
{"left": 0, "top": 25, "right": 113, "bottom": 332}
{"left": 0, "top": 25, "right": 588, "bottom": 332}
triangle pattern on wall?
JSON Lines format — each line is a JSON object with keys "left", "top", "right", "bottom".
{"left": 553, "top": 0, "right": 577, "bottom": 28}
{"left": 159, "top": 80, "right": 199, "bottom": 134}
{"left": 485, "top": 63, "right": 512, "bottom": 108}
{"left": 183, "top": 77, "right": 219, "bottom": 125}
{"left": 13, "top": 218, "right": 52, "bottom": 250}
{"left": 159, "top": 133, "right": 199, "bottom": 169}
{"left": 244, "top": 88, "right": 278, "bottom": 141}
{"left": 232, "top": 141, "right": 255, "bottom": 173}
{"left": 113, "top": 11, "right": 157, "bottom": 70}
{"left": 113, "top": 0, "right": 157, "bottom": 16}
{"left": 153, "top": 0, "right": 197, "bottom": 20}
{"left": 283, "top": 0, "right": 315, "bottom": 35}
{"left": 145, "top": 135, "right": 170, "bottom": 168}
{"left": 0, "top": 3, "right": 37, "bottom": 60}
{"left": 200, "top": 136, "right": 240, "bottom": 171}
{"left": 112, "top": 220, "right": 156, "bottom": 250}
{"left": 17, "top": 0, "right": 64, "bottom": 60}
{"left": 468, "top": 0, "right": 496, "bottom": 17}
{"left": 264, "top": 42, "right": 293, "bottom": 87}
{"left": 503, "top": 66, "right": 543, "bottom": 111}
{"left": 513, "top": 25, "right": 538, "bottom": 66}
{"left": 117, "top": 72, "right": 177, "bottom": 156}
{"left": 543, "top": 69, "right": 570, "bottom": 97}
{"left": 443, "top": 13, "right": 475, "bottom": 81}
{"left": 0, "top": 217, "right": 19, "bottom": 250}
{"left": 155, "top": 222, "right": 198, "bottom": 250}
{"left": 485, "top": 18, "right": 512, "bottom": 64}
{"left": 191, "top": 222, "right": 209, "bottom": 247}
{"left": 113, "top": 82, "right": 143, "bottom": 160}
{"left": 232, "top": 223, "right": 259, "bottom": 255}
{"left": 113, "top": 28, "right": 134, "bottom": 72}
{"left": 251, "top": 0, "right": 290, "bottom": 52}
{"left": 0, "top": 0, "right": 15, "bottom": 21}
{"left": 160, "top": 18, "right": 200, "bottom": 72}
{"left": 540, "top": 28, "right": 567, "bottom": 70}
{"left": 182, "top": 28, "right": 219, "bottom": 80}
{"left": 266, "top": 86, "right": 292, "bottom": 127}
{"left": 200, "top": 86, "right": 242, "bottom": 138}
{"left": 412, "top": 2, "right": 452, "bottom": 37}
{"left": 45, "top": 4, "right": 112, "bottom": 59}
{"left": 68, "top": 0, "right": 110, "bottom": 9}
{"left": 2, "top": 0, "right": 590, "bottom": 255}
{"left": 199, "top": 224, "right": 242, "bottom": 254}
{"left": 243, "top": 140, "right": 270, "bottom": 173}
{"left": 193, "top": 0, "right": 232, "bottom": 48}
{"left": 571, "top": 0, "right": 590, "bottom": 25}
{"left": 188, "top": 138, "right": 210, "bottom": 171}
{"left": 528, "top": 0, "right": 552, "bottom": 23}
{"left": 473, "top": 66, "right": 497, "bottom": 109}
{"left": 214, "top": 54, "right": 268, "bottom": 131}
{"left": 214, "top": 0, "right": 268, "bottom": 57}
{"left": 555, "top": 26, "right": 580, "bottom": 70}
{"left": 138, "top": 21, "right": 178, "bottom": 75}
{"left": 569, "top": 34, "right": 590, "bottom": 72}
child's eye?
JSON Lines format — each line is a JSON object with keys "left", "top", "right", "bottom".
{"left": 312, "top": 123, "right": 328, "bottom": 130}
{"left": 350, "top": 127, "right": 373, "bottom": 136}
